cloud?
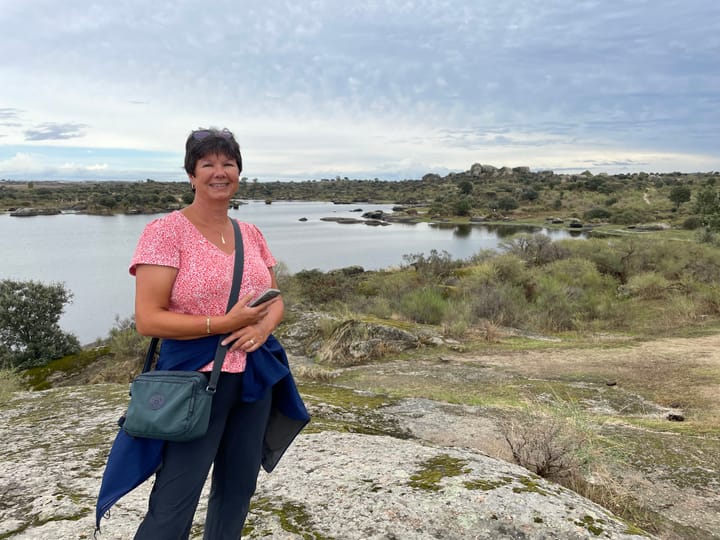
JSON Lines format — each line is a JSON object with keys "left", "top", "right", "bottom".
{"left": 24, "top": 122, "right": 88, "bottom": 141}
{"left": 0, "top": 0, "right": 718, "bottom": 179}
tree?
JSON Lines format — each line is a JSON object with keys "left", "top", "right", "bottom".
{"left": 453, "top": 198, "right": 472, "bottom": 216}
{"left": 669, "top": 185, "right": 691, "bottom": 209}
{"left": 458, "top": 180, "right": 474, "bottom": 195}
{"left": 497, "top": 196, "right": 519, "bottom": 212}
{"left": 0, "top": 280, "right": 80, "bottom": 369}
{"left": 693, "top": 187, "right": 720, "bottom": 230}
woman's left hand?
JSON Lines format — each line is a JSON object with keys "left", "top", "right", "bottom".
{"left": 222, "top": 325, "right": 267, "bottom": 353}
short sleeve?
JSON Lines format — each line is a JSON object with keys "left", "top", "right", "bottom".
{"left": 129, "top": 216, "right": 182, "bottom": 275}
{"left": 243, "top": 222, "right": 277, "bottom": 268}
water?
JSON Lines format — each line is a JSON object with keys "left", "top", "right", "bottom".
{"left": 0, "top": 201, "right": 579, "bottom": 343}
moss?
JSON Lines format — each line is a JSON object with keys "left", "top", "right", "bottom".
{"left": 464, "top": 477, "right": 512, "bottom": 491}
{"left": 409, "top": 454, "right": 471, "bottom": 491}
{"left": 246, "top": 497, "right": 330, "bottom": 539}
{"left": 574, "top": 515, "right": 605, "bottom": 536}
{"left": 512, "top": 476, "right": 549, "bottom": 496}
{"left": 299, "top": 382, "right": 411, "bottom": 439}
{"left": 22, "top": 346, "right": 111, "bottom": 390}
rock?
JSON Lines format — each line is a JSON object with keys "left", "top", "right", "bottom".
{"left": 0, "top": 386, "right": 654, "bottom": 539}
{"left": 361, "top": 210, "right": 386, "bottom": 220}
{"left": 320, "top": 217, "right": 365, "bottom": 224}
{"left": 9, "top": 207, "right": 61, "bottom": 217}
{"left": 318, "top": 319, "right": 424, "bottom": 366}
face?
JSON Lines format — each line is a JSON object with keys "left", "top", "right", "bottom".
{"left": 190, "top": 153, "right": 240, "bottom": 200}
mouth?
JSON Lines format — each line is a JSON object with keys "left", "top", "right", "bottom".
{"left": 209, "top": 182, "right": 230, "bottom": 188}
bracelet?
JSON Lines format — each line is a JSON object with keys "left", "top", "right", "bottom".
{"left": 206, "top": 316, "right": 211, "bottom": 334}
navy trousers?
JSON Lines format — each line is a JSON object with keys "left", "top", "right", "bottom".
{"left": 134, "top": 372, "right": 272, "bottom": 540}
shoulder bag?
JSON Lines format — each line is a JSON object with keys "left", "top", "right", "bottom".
{"left": 121, "top": 219, "right": 243, "bottom": 442}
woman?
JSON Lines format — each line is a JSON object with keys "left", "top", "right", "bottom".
{"left": 97, "top": 127, "right": 308, "bottom": 539}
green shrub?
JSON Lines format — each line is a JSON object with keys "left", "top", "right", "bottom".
{"left": 441, "top": 298, "right": 473, "bottom": 338}
{"left": 400, "top": 287, "right": 448, "bottom": 324}
{"left": 682, "top": 216, "right": 702, "bottom": 230}
{"left": 618, "top": 272, "right": 670, "bottom": 300}
{"left": 583, "top": 207, "right": 611, "bottom": 221}
{"left": 464, "top": 282, "right": 528, "bottom": 327}
{"left": 530, "top": 258, "right": 617, "bottom": 331}
{"left": 402, "top": 249, "right": 460, "bottom": 276}
{"left": 501, "top": 234, "right": 569, "bottom": 267}
{"left": 107, "top": 316, "right": 150, "bottom": 362}
{"left": 292, "top": 268, "right": 356, "bottom": 305}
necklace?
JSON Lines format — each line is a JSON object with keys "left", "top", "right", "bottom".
{"left": 220, "top": 231, "right": 226, "bottom": 245}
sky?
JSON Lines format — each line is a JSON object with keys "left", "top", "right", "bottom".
{"left": 0, "top": 0, "right": 718, "bottom": 182}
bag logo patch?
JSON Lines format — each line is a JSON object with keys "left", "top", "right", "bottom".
{"left": 149, "top": 394, "right": 166, "bottom": 410}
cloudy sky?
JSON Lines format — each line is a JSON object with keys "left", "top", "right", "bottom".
{"left": 0, "top": 0, "right": 718, "bottom": 182}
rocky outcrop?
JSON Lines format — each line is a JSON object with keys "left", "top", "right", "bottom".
{"left": 0, "top": 385, "right": 653, "bottom": 539}
{"left": 9, "top": 207, "right": 61, "bottom": 217}
{"left": 279, "top": 311, "right": 444, "bottom": 365}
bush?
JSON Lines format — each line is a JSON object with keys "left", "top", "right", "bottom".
{"left": 530, "top": 258, "right": 618, "bottom": 330}
{"left": 464, "top": 282, "right": 527, "bottom": 327}
{"left": 618, "top": 272, "right": 670, "bottom": 300}
{"left": 682, "top": 216, "right": 703, "bottom": 230}
{"left": 501, "top": 234, "right": 569, "bottom": 267}
{"left": 400, "top": 287, "right": 448, "bottom": 324}
{"left": 107, "top": 316, "right": 151, "bottom": 362}
{"left": 583, "top": 207, "right": 611, "bottom": 221}
{"left": 499, "top": 400, "right": 594, "bottom": 482}
{"left": 402, "top": 249, "right": 459, "bottom": 276}
{"left": 0, "top": 280, "right": 81, "bottom": 369}
{"left": 292, "top": 268, "right": 356, "bottom": 305}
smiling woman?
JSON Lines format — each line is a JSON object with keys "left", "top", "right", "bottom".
{"left": 95, "top": 127, "right": 309, "bottom": 539}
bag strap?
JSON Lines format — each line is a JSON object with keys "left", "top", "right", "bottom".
{"left": 141, "top": 218, "right": 244, "bottom": 394}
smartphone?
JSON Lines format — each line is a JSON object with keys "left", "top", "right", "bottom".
{"left": 249, "top": 288, "right": 281, "bottom": 307}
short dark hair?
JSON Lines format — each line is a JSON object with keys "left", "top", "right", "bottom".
{"left": 184, "top": 128, "right": 242, "bottom": 176}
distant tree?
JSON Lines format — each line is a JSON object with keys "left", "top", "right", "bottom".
{"left": 669, "top": 185, "right": 691, "bottom": 210}
{"left": 693, "top": 187, "right": 720, "bottom": 230}
{"left": 453, "top": 198, "right": 472, "bottom": 216}
{"left": 497, "top": 196, "right": 519, "bottom": 212}
{"left": 458, "top": 180, "right": 474, "bottom": 195}
{"left": 0, "top": 280, "right": 80, "bottom": 369}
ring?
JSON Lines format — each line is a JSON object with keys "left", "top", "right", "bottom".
{"left": 249, "top": 339, "right": 255, "bottom": 345}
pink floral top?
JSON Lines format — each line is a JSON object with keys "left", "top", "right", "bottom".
{"left": 129, "top": 211, "right": 276, "bottom": 372}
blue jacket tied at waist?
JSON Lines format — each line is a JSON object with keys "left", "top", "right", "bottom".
{"left": 95, "top": 334, "right": 310, "bottom": 531}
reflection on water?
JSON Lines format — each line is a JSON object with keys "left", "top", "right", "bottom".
{"left": 428, "top": 221, "right": 570, "bottom": 240}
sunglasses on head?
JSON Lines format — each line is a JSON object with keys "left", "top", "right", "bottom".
{"left": 191, "top": 128, "right": 234, "bottom": 141}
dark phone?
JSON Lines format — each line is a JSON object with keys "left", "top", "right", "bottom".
{"left": 249, "top": 288, "right": 281, "bottom": 307}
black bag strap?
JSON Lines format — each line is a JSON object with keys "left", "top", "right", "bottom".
{"left": 141, "top": 218, "right": 244, "bottom": 394}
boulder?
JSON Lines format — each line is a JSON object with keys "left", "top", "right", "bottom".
{"left": 0, "top": 386, "right": 655, "bottom": 539}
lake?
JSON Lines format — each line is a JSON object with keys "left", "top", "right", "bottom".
{"left": 0, "top": 201, "right": 580, "bottom": 344}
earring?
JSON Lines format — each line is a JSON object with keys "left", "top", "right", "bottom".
{"left": 191, "top": 184, "right": 196, "bottom": 192}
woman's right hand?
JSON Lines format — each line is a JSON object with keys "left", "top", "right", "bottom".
{"left": 220, "top": 292, "right": 276, "bottom": 333}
